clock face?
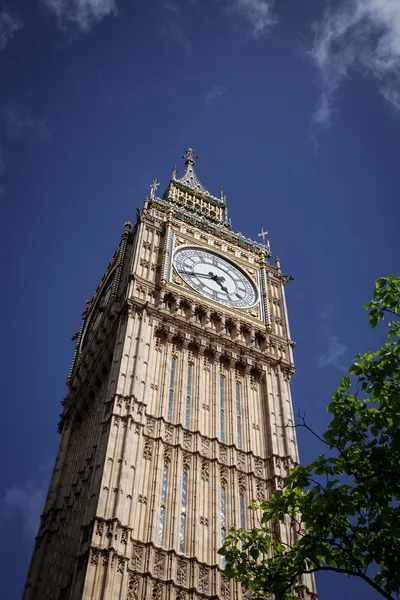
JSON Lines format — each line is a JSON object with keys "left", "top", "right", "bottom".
{"left": 173, "top": 247, "right": 258, "bottom": 309}
{"left": 80, "top": 270, "right": 115, "bottom": 352}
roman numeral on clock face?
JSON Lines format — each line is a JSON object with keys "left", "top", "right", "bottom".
{"left": 173, "top": 247, "right": 258, "bottom": 309}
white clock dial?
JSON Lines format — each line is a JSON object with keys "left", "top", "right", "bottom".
{"left": 173, "top": 247, "right": 258, "bottom": 309}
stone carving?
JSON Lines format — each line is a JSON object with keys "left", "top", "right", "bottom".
{"left": 183, "top": 432, "right": 192, "bottom": 450}
{"left": 237, "top": 451, "right": 245, "bottom": 469}
{"left": 200, "top": 516, "right": 209, "bottom": 526}
{"left": 198, "top": 567, "right": 209, "bottom": 593}
{"left": 140, "top": 258, "right": 149, "bottom": 268}
{"left": 202, "top": 403, "right": 210, "bottom": 411}
{"left": 117, "top": 557, "right": 125, "bottom": 573}
{"left": 238, "top": 474, "right": 246, "bottom": 492}
{"left": 201, "top": 459, "right": 209, "bottom": 482}
{"left": 255, "top": 458, "right": 263, "bottom": 477}
{"left": 253, "top": 423, "right": 260, "bottom": 431}
{"left": 183, "top": 452, "right": 191, "bottom": 472}
{"left": 201, "top": 438, "right": 210, "bottom": 455}
{"left": 146, "top": 417, "right": 156, "bottom": 436}
{"left": 138, "top": 495, "right": 148, "bottom": 504}
{"left": 152, "top": 583, "right": 162, "bottom": 600}
{"left": 220, "top": 447, "right": 228, "bottom": 464}
{"left": 165, "top": 424, "right": 173, "bottom": 443}
{"left": 143, "top": 439, "right": 153, "bottom": 460}
{"left": 154, "top": 551, "right": 165, "bottom": 577}
{"left": 177, "top": 559, "right": 187, "bottom": 586}
{"left": 96, "top": 521, "right": 104, "bottom": 537}
{"left": 127, "top": 574, "right": 139, "bottom": 600}
{"left": 121, "top": 528, "right": 128, "bottom": 545}
{"left": 256, "top": 480, "right": 265, "bottom": 502}
{"left": 164, "top": 447, "right": 172, "bottom": 464}
{"left": 220, "top": 467, "right": 228, "bottom": 486}
{"left": 221, "top": 576, "right": 230, "bottom": 599}
{"left": 91, "top": 549, "right": 99, "bottom": 565}
{"left": 132, "top": 543, "right": 143, "bottom": 569}
{"left": 176, "top": 592, "right": 186, "bottom": 600}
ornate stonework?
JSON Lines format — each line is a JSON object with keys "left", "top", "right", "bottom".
{"left": 23, "top": 151, "right": 316, "bottom": 600}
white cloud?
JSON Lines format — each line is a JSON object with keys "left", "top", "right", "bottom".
{"left": 317, "top": 335, "right": 348, "bottom": 372}
{"left": 310, "top": 0, "right": 400, "bottom": 132}
{"left": 231, "top": 0, "right": 277, "bottom": 38}
{"left": 205, "top": 84, "right": 227, "bottom": 103}
{"left": 1, "top": 480, "right": 46, "bottom": 538}
{"left": 4, "top": 105, "right": 51, "bottom": 140}
{"left": 315, "top": 302, "right": 348, "bottom": 372}
{"left": 41, "top": 0, "right": 118, "bottom": 32}
{"left": 0, "top": 10, "right": 23, "bottom": 52}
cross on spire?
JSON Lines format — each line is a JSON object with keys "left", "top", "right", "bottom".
{"left": 182, "top": 148, "right": 198, "bottom": 165}
{"left": 150, "top": 178, "right": 160, "bottom": 199}
{"left": 258, "top": 227, "right": 268, "bottom": 244}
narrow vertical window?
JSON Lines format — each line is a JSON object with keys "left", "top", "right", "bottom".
{"left": 239, "top": 493, "right": 245, "bottom": 529}
{"left": 221, "top": 486, "right": 226, "bottom": 566}
{"left": 236, "top": 382, "right": 242, "bottom": 449}
{"left": 220, "top": 377, "right": 225, "bottom": 443}
{"left": 185, "top": 364, "right": 192, "bottom": 429}
{"left": 179, "top": 471, "right": 188, "bottom": 553}
{"left": 158, "top": 463, "right": 168, "bottom": 545}
{"left": 167, "top": 357, "right": 176, "bottom": 421}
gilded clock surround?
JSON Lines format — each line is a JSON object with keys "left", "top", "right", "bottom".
{"left": 23, "top": 150, "right": 317, "bottom": 600}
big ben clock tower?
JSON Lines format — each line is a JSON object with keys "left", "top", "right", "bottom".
{"left": 23, "top": 150, "right": 317, "bottom": 600}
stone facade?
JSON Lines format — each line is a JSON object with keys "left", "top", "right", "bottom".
{"left": 23, "top": 152, "right": 317, "bottom": 600}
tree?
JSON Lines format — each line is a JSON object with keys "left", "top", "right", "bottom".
{"left": 219, "top": 276, "right": 400, "bottom": 600}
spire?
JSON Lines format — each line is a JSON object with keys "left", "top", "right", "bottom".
{"left": 175, "top": 148, "right": 210, "bottom": 195}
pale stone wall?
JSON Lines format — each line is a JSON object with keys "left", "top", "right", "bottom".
{"left": 23, "top": 199, "right": 317, "bottom": 600}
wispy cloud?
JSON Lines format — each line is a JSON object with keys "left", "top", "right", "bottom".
{"left": 1, "top": 460, "right": 51, "bottom": 539}
{"left": 163, "top": 1, "right": 179, "bottom": 13}
{"left": 310, "top": 0, "right": 400, "bottom": 135}
{"left": 4, "top": 105, "right": 51, "bottom": 140}
{"left": 160, "top": 19, "right": 192, "bottom": 55}
{"left": 317, "top": 335, "right": 348, "bottom": 372}
{"left": 230, "top": 0, "right": 277, "bottom": 38}
{"left": 1, "top": 480, "right": 46, "bottom": 538}
{"left": 40, "top": 0, "right": 118, "bottom": 32}
{"left": 315, "top": 302, "right": 348, "bottom": 372}
{"left": 205, "top": 84, "right": 227, "bottom": 103}
{"left": 0, "top": 9, "right": 23, "bottom": 52}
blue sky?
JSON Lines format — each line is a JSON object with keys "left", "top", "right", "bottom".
{"left": 0, "top": 0, "right": 399, "bottom": 598}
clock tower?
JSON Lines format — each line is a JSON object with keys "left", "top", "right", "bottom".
{"left": 23, "top": 150, "right": 317, "bottom": 600}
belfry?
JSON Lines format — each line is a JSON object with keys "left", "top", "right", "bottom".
{"left": 23, "top": 150, "right": 317, "bottom": 600}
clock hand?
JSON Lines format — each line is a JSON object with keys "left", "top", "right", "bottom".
{"left": 180, "top": 270, "right": 214, "bottom": 279}
{"left": 212, "top": 276, "right": 229, "bottom": 293}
